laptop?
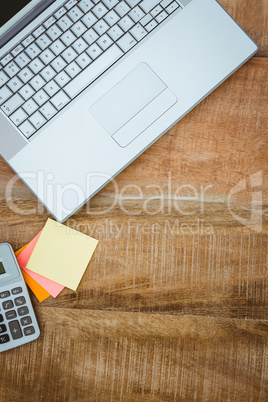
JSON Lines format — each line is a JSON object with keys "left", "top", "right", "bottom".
{"left": 0, "top": 0, "right": 257, "bottom": 222}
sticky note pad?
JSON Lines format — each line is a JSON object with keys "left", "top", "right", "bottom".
{"left": 16, "top": 244, "right": 50, "bottom": 302}
{"left": 26, "top": 218, "right": 98, "bottom": 291}
{"left": 17, "top": 231, "right": 64, "bottom": 298}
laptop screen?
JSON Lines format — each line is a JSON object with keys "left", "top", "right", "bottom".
{"left": 0, "top": 1, "right": 32, "bottom": 28}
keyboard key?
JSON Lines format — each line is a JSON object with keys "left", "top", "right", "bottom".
{"left": 4, "top": 61, "right": 20, "bottom": 78}
{"left": 47, "top": 25, "right": 63, "bottom": 40}
{"left": 166, "top": 1, "right": 180, "bottom": 13}
{"left": 24, "top": 326, "right": 35, "bottom": 336}
{"left": 22, "top": 99, "right": 39, "bottom": 114}
{"left": 0, "top": 324, "right": 7, "bottom": 333}
{"left": 33, "top": 89, "right": 49, "bottom": 106}
{"left": 118, "top": 15, "right": 135, "bottom": 32}
{"left": 150, "top": 5, "right": 163, "bottom": 17}
{"left": 0, "top": 314, "right": 3, "bottom": 323}
{"left": 20, "top": 316, "right": 32, "bottom": 326}
{"left": 130, "top": 23, "right": 147, "bottom": 40}
{"left": 92, "top": 2, "right": 109, "bottom": 19}
{"left": 114, "top": 1, "right": 130, "bottom": 17}
{"left": 54, "top": 6, "right": 67, "bottom": 19}
{"left": 36, "top": 33, "right": 52, "bottom": 50}
{"left": 71, "top": 21, "right": 87, "bottom": 37}
{"left": 11, "top": 44, "right": 24, "bottom": 57}
{"left": 14, "top": 52, "right": 31, "bottom": 68}
{"left": 155, "top": 10, "right": 168, "bottom": 22}
{"left": 5, "top": 310, "right": 17, "bottom": 320}
{"left": 19, "top": 84, "right": 35, "bottom": 100}
{"left": 93, "top": 19, "right": 109, "bottom": 35}
{"left": 25, "top": 43, "right": 41, "bottom": 59}
{"left": 54, "top": 71, "right": 71, "bottom": 87}
{"left": 33, "top": 25, "right": 46, "bottom": 38}
{"left": 116, "top": 32, "right": 137, "bottom": 52}
{"left": 51, "top": 90, "right": 70, "bottom": 110}
{"left": 140, "top": 13, "right": 153, "bottom": 25}
{"left": 125, "top": 0, "right": 140, "bottom": 7}
{"left": 1, "top": 94, "right": 24, "bottom": 116}
{"left": 18, "top": 67, "right": 34, "bottom": 83}
{"left": 40, "top": 101, "right": 57, "bottom": 119}
{"left": 160, "top": 0, "right": 172, "bottom": 6}
{"left": 60, "top": 30, "right": 76, "bottom": 46}
{"left": 76, "top": 52, "right": 92, "bottom": 68}
{"left": 57, "top": 15, "right": 73, "bottom": 31}
{"left": 68, "top": 5, "right": 84, "bottom": 22}
{"left": 144, "top": 19, "right": 157, "bottom": 31}
{"left": 72, "top": 37, "right": 88, "bottom": 53}
{"left": 43, "top": 80, "right": 61, "bottom": 97}
{"left": 129, "top": 6, "right": 145, "bottom": 22}
{"left": 51, "top": 56, "right": 67, "bottom": 73}
{"left": 0, "top": 70, "right": 9, "bottom": 85}
{"left": 0, "top": 334, "right": 10, "bottom": 344}
{"left": 0, "top": 53, "right": 13, "bottom": 67}
{"left": 19, "top": 120, "right": 36, "bottom": 138}
{"left": 102, "top": 0, "right": 119, "bottom": 9}
{"left": 14, "top": 296, "right": 26, "bottom": 306}
{"left": 29, "top": 74, "right": 46, "bottom": 91}
{"left": 10, "top": 108, "right": 28, "bottom": 125}
{"left": 49, "top": 39, "right": 66, "bottom": 55}
{"left": 40, "top": 66, "right": 57, "bottom": 82}
{"left": 97, "top": 33, "right": 113, "bottom": 50}
{"left": 86, "top": 43, "right": 103, "bottom": 59}
{"left": 29, "top": 111, "right": 46, "bottom": 129}
{"left": 82, "top": 11, "right": 98, "bottom": 28}
{"left": 83, "top": 28, "right": 99, "bottom": 45}
{"left": 22, "top": 35, "right": 35, "bottom": 47}
{"left": 0, "top": 86, "right": 12, "bottom": 105}
{"left": 104, "top": 10, "right": 120, "bottom": 26}
{"left": 39, "top": 49, "right": 55, "bottom": 65}
{"left": 2, "top": 300, "right": 14, "bottom": 310}
{"left": 9, "top": 320, "right": 23, "bottom": 340}
{"left": 65, "top": 61, "right": 81, "bottom": 77}
{"left": 11, "top": 287, "right": 23, "bottom": 295}
{"left": 0, "top": 291, "right": 10, "bottom": 299}
{"left": 64, "top": 44, "right": 123, "bottom": 98}
{"left": 28, "top": 57, "right": 45, "bottom": 74}
{"left": 66, "top": 0, "right": 79, "bottom": 9}
{"left": 44, "top": 16, "right": 57, "bottom": 29}
{"left": 78, "top": 0, "right": 94, "bottom": 13}
{"left": 140, "top": 0, "right": 159, "bottom": 13}
{"left": 62, "top": 47, "right": 78, "bottom": 63}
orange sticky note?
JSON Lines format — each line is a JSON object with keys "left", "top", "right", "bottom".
{"left": 16, "top": 242, "right": 50, "bottom": 302}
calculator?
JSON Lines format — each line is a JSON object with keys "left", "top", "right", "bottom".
{"left": 0, "top": 243, "right": 40, "bottom": 352}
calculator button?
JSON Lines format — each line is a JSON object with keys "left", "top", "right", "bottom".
{"left": 14, "top": 296, "right": 26, "bottom": 306}
{"left": 0, "top": 314, "right": 3, "bottom": 323}
{"left": 5, "top": 310, "right": 17, "bottom": 320}
{"left": 0, "top": 324, "right": 7, "bottom": 333}
{"left": 11, "top": 287, "right": 23, "bottom": 295}
{"left": 20, "top": 316, "right": 32, "bottom": 326}
{"left": 0, "top": 334, "right": 10, "bottom": 344}
{"left": 18, "top": 306, "right": 29, "bottom": 316}
{"left": 9, "top": 320, "right": 23, "bottom": 340}
{"left": 24, "top": 326, "right": 35, "bottom": 336}
{"left": 0, "top": 291, "right": 10, "bottom": 299}
{"left": 2, "top": 300, "right": 14, "bottom": 310}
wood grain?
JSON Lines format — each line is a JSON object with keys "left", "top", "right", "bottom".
{"left": 0, "top": 0, "right": 268, "bottom": 401}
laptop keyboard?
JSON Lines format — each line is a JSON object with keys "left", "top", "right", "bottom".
{"left": 0, "top": 0, "right": 183, "bottom": 139}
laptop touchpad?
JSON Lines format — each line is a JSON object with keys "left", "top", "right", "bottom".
{"left": 90, "top": 63, "right": 177, "bottom": 147}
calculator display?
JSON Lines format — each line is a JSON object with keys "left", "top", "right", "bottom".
{"left": 0, "top": 262, "right": 5, "bottom": 275}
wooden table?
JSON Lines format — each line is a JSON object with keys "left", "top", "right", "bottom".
{"left": 1, "top": 1, "right": 267, "bottom": 400}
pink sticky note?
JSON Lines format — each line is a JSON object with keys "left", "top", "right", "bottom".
{"left": 17, "top": 231, "right": 64, "bottom": 298}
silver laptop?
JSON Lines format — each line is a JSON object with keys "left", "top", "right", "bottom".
{"left": 0, "top": 0, "right": 257, "bottom": 222}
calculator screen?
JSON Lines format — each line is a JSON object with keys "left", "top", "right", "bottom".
{"left": 0, "top": 261, "right": 6, "bottom": 275}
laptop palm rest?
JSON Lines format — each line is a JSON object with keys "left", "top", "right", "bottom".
{"left": 90, "top": 63, "right": 177, "bottom": 148}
